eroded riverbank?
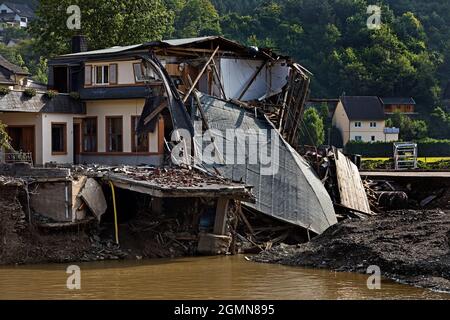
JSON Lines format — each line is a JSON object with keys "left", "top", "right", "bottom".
{"left": 0, "top": 256, "right": 448, "bottom": 300}
{"left": 253, "top": 209, "right": 450, "bottom": 293}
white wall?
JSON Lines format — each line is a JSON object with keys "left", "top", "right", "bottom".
{"left": 85, "top": 60, "right": 143, "bottom": 86}
{"left": 219, "top": 58, "right": 290, "bottom": 101}
{"left": 349, "top": 120, "right": 386, "bottom": 143}
{"left": 85, "top": 99, "right": 159, "bottom": 153}
{"left": 40, "top": 113, "right": 75, "bottom": 164}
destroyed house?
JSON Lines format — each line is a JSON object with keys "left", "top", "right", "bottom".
{"left": 1, "top": 35, "right": 310, "bottom": 166}
{"left": 1, "top": 36, "right": 337, "bottom": 235}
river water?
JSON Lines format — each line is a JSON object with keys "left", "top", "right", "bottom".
{"left": 0, "top": 255, "right": 448, "bottom": 300}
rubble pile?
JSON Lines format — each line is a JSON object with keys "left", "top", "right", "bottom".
{"left": 72, "top": 164, "right": 232, "bottom": 188}
{"left": 253, "top": 209, "right": 450, "bottom": 292}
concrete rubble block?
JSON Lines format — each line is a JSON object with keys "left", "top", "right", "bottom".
{"left": 30, "top": 181, "right": 72, "bottom": 222}
{"left": 72, "top": 176, "right": 88, "bottom": 222}
{"left": 79, "top": 178, "right": 107, "bottom": 221}
{"left": 197, "top": 232, "right": 232, "bottom": 255}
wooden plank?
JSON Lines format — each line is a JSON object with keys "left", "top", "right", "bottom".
{"left": 238, "top": 60, "right": 268, "bottom": 101}
{"left": 213, "top": 198, "right": 230, "bottom": 235}
{"left": 334, "top": 149, "right": 371, "bottom": 214}
{"left": 183, "top": 46, "right": 220, "bottom": 103}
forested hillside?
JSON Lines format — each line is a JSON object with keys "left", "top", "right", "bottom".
{"left": 3, "top": 0, "right": 450, "bottom": 139}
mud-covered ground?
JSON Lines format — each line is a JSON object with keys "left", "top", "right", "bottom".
{"left": 253, "top": 209, "right": 450, "bottom": 292}
{"left": 0, "top": 186, "right": 192, "bottom": 265}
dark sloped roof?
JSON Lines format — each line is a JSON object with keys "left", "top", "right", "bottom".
{"left": 0, "top": 55, "right": 29, "bottom": 75}
{"left": 2, "top": 2, "right": 34, "bottom": 17}
{"left": 341, "top": 96, "right": 385, "bottom": 121}
{"left": 0, "top": 69, "right": 14, "bottom": 84}
{"left": 0, "top": 90, "right": 85, "bottom": 114}
{"left": 379, "top": 97, "right": 416, "bottom": 105}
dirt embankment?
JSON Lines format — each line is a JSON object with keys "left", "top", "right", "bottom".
{"left": 253, "top": 209, "right": 450, "bottom": 292}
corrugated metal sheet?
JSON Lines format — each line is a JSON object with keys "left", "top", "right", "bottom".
{"left": 198, "top": 94, "right": 337, "bottom": 234}
{"left": 0, "top": 91, "right": 85, "bottom": 114}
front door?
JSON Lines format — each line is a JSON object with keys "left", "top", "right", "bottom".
{"left": 73, "top": 123, "right": 81, "bottom": 164}
{"left": 6, "top": 126, "right": 35, "bottom": 163}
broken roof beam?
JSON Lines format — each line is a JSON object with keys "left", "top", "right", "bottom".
{"left": 238, "top": 60, "right": 268, "bottom": 101}
{"left": 182, "top": 46, "right": 220, "bottom": 104}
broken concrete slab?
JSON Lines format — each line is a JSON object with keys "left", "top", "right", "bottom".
{"left": 80, "top": 178, "right": 107, "bottom": 221}
{"left": 197, "top": 233, "right": 232, "bottom": 255}
{"left": 72, "top": 176, "right": 88, "bottom": 222}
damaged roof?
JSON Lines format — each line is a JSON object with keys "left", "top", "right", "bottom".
{"left": 0, "top": 90, "right": 85, "bottom": 114}
{"left": 54, "top": 36, "right": 284, "bottom": 62}
{"left": 198, "top": 93, "right": 337, "bottom": 234}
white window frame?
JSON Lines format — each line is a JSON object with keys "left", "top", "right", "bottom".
{"left": 94, "top": 65, "right": 109, "bottom": 85}
{"left": 354, "top": 122, "right": 362, "bottom": 128}
{"left": 370, "top": 122, "right": 377, "bottom": 128}
{"left": 355, "top": 136, "right": 362, "bottom": 141}
{"left": 371, "top": 136, "right": 376, "bottom": 142}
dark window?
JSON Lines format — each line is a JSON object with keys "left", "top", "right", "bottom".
{"left": 82, "top": 118, "right": 97, "bottom": 152}
{"left": 106, "top": 117, "right": 123, "bottom": 152}
{"left": 371, "top": 136, "right": 376, "bottom": 142}
{"left": 95, "top": 65, "right": 109, "bottom": 84}
{"left": 51, "top": 123, "right": 67, "bottom": 154}
{"left": 131, "top": 116, "right": 149, "bottom": 152}
{"left": 53, "top": 66, "right": 69, "bottom": 93}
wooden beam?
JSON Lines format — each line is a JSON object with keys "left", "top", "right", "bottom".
{"left": 238, "top": 60, "right": 268, "bottom": 101}
{"left": 143, "top": 100, "right": 168, "bottom": 126}
{"left": 183, "top": 46, "right": 220, "bottom": 104}
{"left": 211, "top": 59, "right": 227, "bottom": 100}
{"left": 213, "top": 198, "right": 230, "bottom": 235}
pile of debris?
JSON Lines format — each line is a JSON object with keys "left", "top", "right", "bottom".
{"left": 252, "top": 208, "right": 450, "bottom": 292}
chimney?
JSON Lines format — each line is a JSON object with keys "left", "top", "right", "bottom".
{"left": 71, "top": 35, "right": 88, "bottom": 53}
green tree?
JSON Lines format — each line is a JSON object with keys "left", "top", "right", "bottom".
{"left": 30, "top": 0, "right": 174, "bottom": 57}
{"left": 0, "top": 121, "right": 11, "bottom": 150}
{"left": 387, "top": 112, "right": 428, "bottom": 141}
{"left": 299, "top": 108, "right": 325, "bottom": 147}
{"left": 174, "top": 0, "right": 221, "bottom": 38}
{"left": 429, "top": 107, "right": 450, "bottom": 139}
{"left": 33, "top": 57, "right": 48, "bottom": 84}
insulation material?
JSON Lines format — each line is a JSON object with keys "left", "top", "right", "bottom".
{"left": 197, "top": 94, "right": 337, "bottom": 234}
{"left": 219, "top": 58, "right": 290, "bottom": 101}
{"left": 80, "top": 178, "right": 107, "bottom": 221}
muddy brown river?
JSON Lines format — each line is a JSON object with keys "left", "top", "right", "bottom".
{"left": 0, "top": 255, "right": 448, "bottom": 300}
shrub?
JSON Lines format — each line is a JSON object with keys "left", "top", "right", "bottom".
{"left": 23, "top": 88, "right": 37, "bottom": 98}
{"left": 0, "top": 87, "right": 11, "bottom": 96}
{"left": 69, "top": 92, "right": 80, "bottom": 100}
{"left": 45, "top": 90, "right": 58, "bottom": 99}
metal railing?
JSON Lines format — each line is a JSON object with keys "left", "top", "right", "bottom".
{"left": 0, "top": 151, "right": 33, "bottom": 165}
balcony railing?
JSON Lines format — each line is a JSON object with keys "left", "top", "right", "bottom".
{"left": 0, "top": 151, "right": 33, "bottom": 165}
{"left": 384, "top": 127, "right": 400, "bottom": 134}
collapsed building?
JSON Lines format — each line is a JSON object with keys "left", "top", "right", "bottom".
{"left": 0, "top": 36, "right": 339, "bottom": 261}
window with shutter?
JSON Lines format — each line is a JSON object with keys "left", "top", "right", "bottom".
{"left": 85, "top": 65, "right": 92, "bottom": 85}
{"left": 109, "top": 64, "right": 118, "bottom": 84}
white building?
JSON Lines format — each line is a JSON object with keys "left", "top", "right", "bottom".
{"left": 332, "top": 96, "right": 399, "bottom": 145}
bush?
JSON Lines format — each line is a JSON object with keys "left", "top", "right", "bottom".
{"left": 23, "top": 88, "right": 37, "bottom": 98}
{"left": 0, "top": 87, "right": 11, "bottom": 96}
{"left": 69, "top": 92, "right": 80, "bottom": 100}
{"left": 45, "top": 90, "right": 58, "bottom": 99}
{"left": 345, "top": 140, "right": 450, "bottom": 157}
